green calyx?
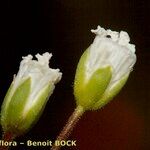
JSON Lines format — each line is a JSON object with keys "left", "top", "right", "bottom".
{"left": 1, "top": 78, "right": 31, "bottom": 136}
{"left": 74, "top": 49, "right": 112, "bottom": 111}
{"left": 92, "top": 73, "right": 129, "bottom": 110}
{"left": 17, "top": 83, "right": 53, "bottom": 135}
{"left": 1, "top": 77, "right": 53, "bottom": 137}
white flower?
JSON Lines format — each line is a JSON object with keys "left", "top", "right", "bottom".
{"left": 74, "top": 26, "right": 136, "bottom": 110}
{"left": 15, "top": 52, "right": 62, "bottom": 114}
{"left": 88, "top": 26, "right": 136, "bottom": 91}
{"left": 1, "top": 52, "right": 62, "bottom": 136}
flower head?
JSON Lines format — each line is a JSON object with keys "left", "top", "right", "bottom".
{"left": 1, "top": 52, "right": 62, "bottom": 136}
{"left": 74, "top": 26, "right": 136, "bottom": 110}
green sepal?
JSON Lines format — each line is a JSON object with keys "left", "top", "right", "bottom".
{"left": 1, "top": 82, "right": 14, "bottom": 128}
{"left": 74, "top": 49, "right": 88, "bottom": 92}
{"left": 1, "top": 78, "right": 31, "bottom": 134}
{"left": 17, "top": 84, "right": 53, "bottom": 135}
{"left": 74, "top": 49, "right": 112, "bottom": 111}
{"left": 92, "top": 73, "right": 129, "bottom": 110}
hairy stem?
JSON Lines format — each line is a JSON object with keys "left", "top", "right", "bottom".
{"left": 0, "top": 132, "right": 14, "bottom": 150}
{"left": 51, "top": 105, "right": 84, "bottom": 150}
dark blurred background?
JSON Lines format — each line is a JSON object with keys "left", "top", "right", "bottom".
{"left": 0, "top": 0, "right": 149, "bottom": 149}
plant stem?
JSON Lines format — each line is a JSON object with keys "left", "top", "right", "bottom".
{"left": 51, "top": 105, "right": 84, "bottom": 150}
{"left": 0, "top": 132, "right": 14, "bottom": 150}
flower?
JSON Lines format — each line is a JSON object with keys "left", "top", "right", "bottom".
{"left": 1, "top": 52, "right": 62, "bottom": 136}
{"left": 74, "top": 26, "right": 136, "bottom": 111}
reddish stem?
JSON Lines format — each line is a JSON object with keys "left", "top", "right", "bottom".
{"left": 0, "top": 132, "right": 14, "bottom": 150}
{"left": 51, "top": 105, "right": 84, "bottom": 150}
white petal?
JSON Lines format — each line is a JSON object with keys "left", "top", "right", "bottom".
{"left": 13, "top": 52, "right": 62, "bottom": 111}
{"left": 86, "top": 26, "right": 136, "bottom": 85}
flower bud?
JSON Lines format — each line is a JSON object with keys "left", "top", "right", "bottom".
{"left": 1, "top": 52, "right": 62, "bottom": 136}
{"left": 74, "top": 26, "right": 136, "bottom": 111}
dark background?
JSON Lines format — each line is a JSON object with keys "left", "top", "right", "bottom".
{"left": 0, "top": 0, "right": 149, "bottom": 149}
